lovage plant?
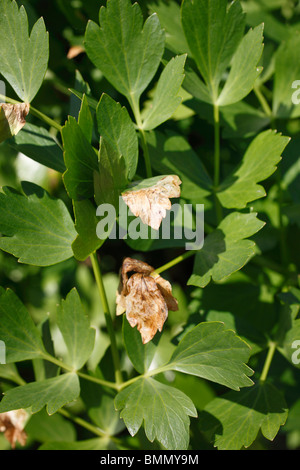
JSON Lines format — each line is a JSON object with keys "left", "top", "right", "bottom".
{"left": 0, "top": 0, "right": 299, "bottom": 451}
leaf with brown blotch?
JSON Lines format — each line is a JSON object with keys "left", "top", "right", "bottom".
{"left": 116, "top": 257, "right": 178, "bottom": 343}
{"left": 0, "top": 103, "right": 29, "bottom": 143}
{"left": 0, "top": 409, "right": 28, "bottom": 449}
{"left": 121, "top": 175, "right": 182, "bottom": 230}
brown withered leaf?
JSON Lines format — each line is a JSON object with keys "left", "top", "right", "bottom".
{"left": 0, "top": 103, "right": 29, "bottom": 143}
{"left": 116, "top": 257, "right": 178, "bottom": 344}
{"left": 151, "top": 272, "right": 179, "bottom": 311}
{"left": 121, "top": 175, "right": 182, "bottom": 230}
{"left": 0, "top": 409, "right": 28, "bottom": 449}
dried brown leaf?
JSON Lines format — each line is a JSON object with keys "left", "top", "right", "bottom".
{"left": 126, "top": 273, "right": 168, "bottom": 344}
{"left": 116, "top": 257, "right": 178, "bottom": 343}
{"left": 122, "top": 175, "right": 182, "bottom": 230}
{"left": 0, "top": 409, "right": 28, "bottom": 449}
{"left": 0, "top": 103, "right": 29, "bottom": 143}
{"left": 151, "top": 273, "right": 179, "bottom": 311}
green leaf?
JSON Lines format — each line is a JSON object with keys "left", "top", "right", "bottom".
{"left": 69, "top": 88, "right": 98, "bottom": 112}
{"left": 166, "top": 321, "right": 253, "bottom": 391}
{"left": 217, "top": 130, "right": 290, "bottom": 209}
{"left": 122, "top": 316, "right": 160, "bottom": 374}
{"left": 62, "top": 116, "right": 98, "bottom": 200}
{"left": 56, "top": 288, "right": 95, "bottom": 370}
{"left": 200, "top": 382, "right": 288, "bottom": 450}
{"left": 0, "top": 182, "right": 77, "bottom": 266}
{"left": 0, "top": 363, "right": 23, "bottom": 385}
{"left": 25, "top": 408, "right": 76, "bottom": 443}
{"left": 220, "top": 101, "right": 270, "bottom": 139}
{"left": 96, "top": 93, "right": 138, "bottom": 181}
{"left": 147, "top": 130, "right": 212, "bottom": 200}
{"left": 69, "top": 70, "right": 93, "bottom": 119}
{"left": 282, "top": 322, "right": 300, "bottom": 367}
{"left": 78, "top": 94, "right": 94, "bottom": 143}
{"left": 10, "top": 122, "right": 65, "bottom": 173}
{"left": 0, "top": 372, "right": 80, "bottom": 415}
{"left": 277, "top": 289, "right": 300, "bottom": 369}
{"left": 72, "top": 199, "right": 106, "bottom": 261}
{"left": 285, "top": 400, "right": 300, "bottom": 432}
{"left": 81, "top": 379, "right": 125, "bottom": 436}
{"left": 217, "top": 24, "right": 264, "bottom": 106}
{"left": 94, "top": 137, "right": 128, "bottom": 209}
{"left": 0, "top": 288, "right": 46, "bottom": 362}
{"left": 149, "top": 0, "right": 191, "bottom": 55}
{"left": 188, "top": 212, "right": 265, "bottom": 288}
{"left": 273, "top": 33, "right": 300, "bottom": 119}
{"left": 182, "top": 61, "right": 213, "bottom": 104}
{"left": 181, "top": 0, "right": 245, "bottom": 102}
{"left": 141, "top": 55, "right": 187, "bottom": 130}
{"left": 115, "top": 377, "right": 197, "bottom": 450}
{"left": 0, "top": 0, "right": 49, "bottom": 102}
{"left": 84, "top": 0, "right": 165, "bottom": 105}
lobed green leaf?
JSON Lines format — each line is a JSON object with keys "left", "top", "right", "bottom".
{"left": 0, "top": 287, "right": 46, "bottom": 363}
{"left": 167, "top": 321, "right": 254, "bottom": 391}
{"left": 0, "top": 182, "right": 77, "bottom": 266}
{"left": 0, "top": 0, "right": 49, "bottom": 102}
{"left": 56, "top": 288, "right": 95, "bottom": 370}
{"left": 188, "top": 212, "right": 265, "bottom": 287}
{"left": 0, "top": 372, "right": 80, "bottom": 415}
{"left": 84, "top": 0, "right": 165, "bottom": 106}
{"left": 217, "top": 130, "right": 290, "bottom": 209}
{"left": 115, "top": 377, "right": 197, "bottom": 450}
{"left": 200, "top": 382, "right": 288, "bottom": 449}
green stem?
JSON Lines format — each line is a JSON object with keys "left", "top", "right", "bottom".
{"left": 153, "top": 250, "right": 196, "bottom": 276}
{"left": 213, "top": 104, "right": 223, "bottom": 223}
{"left": 118, "top": 364, "right": 171, "bottom": 391}
{"left": 58, "top": 408, "right": 128, "bottom": 446}
{"left": 90, "top": 252, "right": 122, "bottom": 385}
{"left": 29, "top": 105, "right": 62, "bottom": 132}
{"left": 130, "top": 94, "right": 152, "bottom": 178}
{"left": 260, "top": 341, "right": 277, "bottom": 382}
{"left": 150, "top": 222, "right": 214, "bottom": 276}
{"left": 58, "top": 408, "right": 107, "bottom": 438}
{"left": 254, "top": 85, "right": 272, "bottom": 118}
{"left": 42, "top": 353, "right": 118, "bottom": 390}
{"left": 77, "top": 371, "right": 118, "bottom": 390}
{"left": 139, "top": 127, "right": 152, "bottom": 178}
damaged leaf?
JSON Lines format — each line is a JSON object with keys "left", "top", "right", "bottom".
{"left": 116, "top": 257, "right": 178, "bottom": 344}
{"left": 122, "top": 175, "right": 181, "bottom": 230}
{"left": 0, "top": 103, "right": 29, "bottom": 143}
{"left": 0, "top": 409, "right": 28, "bottom": 449}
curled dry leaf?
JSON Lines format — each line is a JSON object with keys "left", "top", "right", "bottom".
{"left": 0, "top": 103, "right": 29, "bottom": 143}
{"left": 116, "top": 257, "right": 178, "bottom": 344}
{"left": 121, "top": 175, "right": 182, "bottom": 230}
{"left": 0, "top": 409, "right": 28, "bottom": 449}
